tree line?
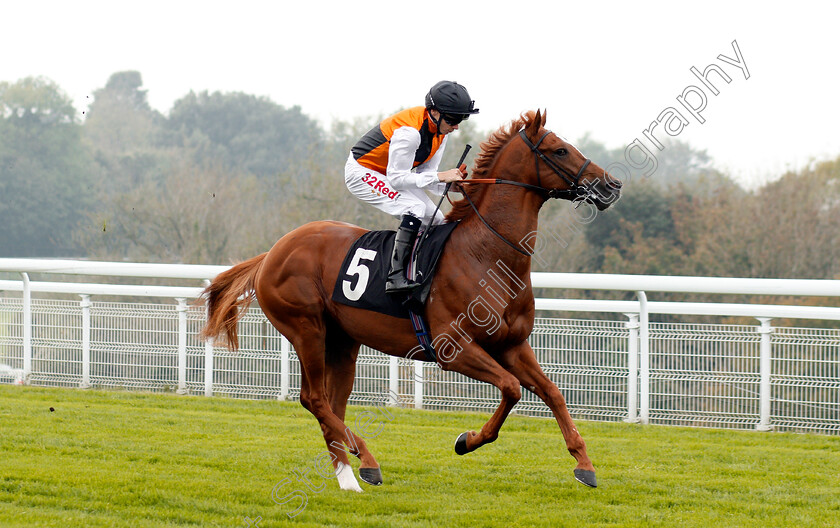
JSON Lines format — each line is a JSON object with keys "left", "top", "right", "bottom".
{"left": 1, "top": 72, "right": 839, "bottom": 284}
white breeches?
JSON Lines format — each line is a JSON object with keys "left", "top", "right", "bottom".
{"left": 344, "top": 155, "right": 446, "bottom": 226}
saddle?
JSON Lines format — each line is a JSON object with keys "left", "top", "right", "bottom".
{"left": 331, "top": 222, "right": 459, "bottom": 319}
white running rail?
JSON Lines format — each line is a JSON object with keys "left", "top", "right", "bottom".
{"left": 1, "top": 259, "right": 838, "bottom": 434}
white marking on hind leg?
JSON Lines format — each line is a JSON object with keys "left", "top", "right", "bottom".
{"left": 336, "top": 462, "right": 363, "bottom": 492}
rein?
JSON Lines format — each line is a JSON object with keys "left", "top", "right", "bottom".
{"left": 457, "top": 130, "right": 592, "bottom": 200}
{"left": 457, "top": 178, "right": 582, "bottom": 200}
{"left": 454, "top": 181, "right": 533, "bottom": 256}
{"left": 449, "top": 129, "right": 595, "bottom": 257}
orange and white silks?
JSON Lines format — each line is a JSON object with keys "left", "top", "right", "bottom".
{"left": 345, "top": 106, "right": 449, "bottom": 225}
{"left": 351, "top": 106, "right": 445, "bottom": 174}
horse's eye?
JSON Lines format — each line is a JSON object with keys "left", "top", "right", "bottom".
{"left": 555, "top": 148, "right": 568, "bottom": 156}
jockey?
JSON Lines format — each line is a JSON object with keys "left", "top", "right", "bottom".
{"left": 345, "top": 80, "right": 479, "bottom": 293}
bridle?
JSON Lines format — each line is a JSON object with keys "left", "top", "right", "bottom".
{"left": 451, "top": 129, "right": 597, "bottom": 256}
{"left": 517, "top": 130, "right": 592, "bottom": 200}
{"left": 457, "top": 130, "right": 593, "bottom": 200}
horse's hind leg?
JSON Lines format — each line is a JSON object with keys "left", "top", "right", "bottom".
{"left": 500, "top": 341, "right": 597, "bottom": 487}
{"left": 325, "top": 332, "right": 382, "bottom": 485}
{"left": 279, "top": 322, "right": 379, "bottom": 492}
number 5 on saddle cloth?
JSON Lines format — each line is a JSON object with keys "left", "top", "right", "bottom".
{"left": 331, "top": 222, "right": 459, "bottom": 361}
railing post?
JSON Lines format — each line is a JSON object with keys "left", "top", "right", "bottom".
{"left": 756, "top": 317, "right": 774, "bottom": 431}
{"left": 637, "top": 291, "right": 650, "bottom": 424}
{"left": 280, "top": 336, "right": 290, "bottom": 401}
{"left": 414, "top": 360, "right": 424, "bottom": 410}
{"left": 176, "top": 298, "right": 188, "bottom": 394}
{"left": 624, "top": 313, "right": 640, "bottom": 423}
{"left": 21, "top": 273, "right": 31, "bottom": 385}
{"left": 203, "top": 335, "right": 214, "bottom": 398}
{"left": 388, "top": 356, "right": 399, "bottom": 406}
{"left": 202, "top": 282, "right": 214, "bottom": 398}
{"left": 80, "top": 295, "right": 91, "bottom": 388}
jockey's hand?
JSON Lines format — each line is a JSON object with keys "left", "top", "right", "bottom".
{"left": 437, "top": 168, "right": 466, "bottom": 183}
{"left": 458, "top": 163, "right": 468, "bottom": 178}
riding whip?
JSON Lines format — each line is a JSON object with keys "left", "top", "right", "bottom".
{"left": 416, "top": 144, "right": 472, "bottom": 252}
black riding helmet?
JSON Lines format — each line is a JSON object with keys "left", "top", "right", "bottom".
{"left": 425, "top": 81, "right": 479, "bottom": 128}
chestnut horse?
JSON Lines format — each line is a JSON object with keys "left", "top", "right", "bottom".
{"left": 201, "top": 110, "right": 622, "bottom": 491}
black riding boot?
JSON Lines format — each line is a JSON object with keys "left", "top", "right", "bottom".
{"left": 386, "top": 214, "right": 422, "bottom": 294}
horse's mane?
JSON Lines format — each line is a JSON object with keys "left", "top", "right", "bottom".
{"left": 445, "top": 111, "right": 537, "bottom": 223}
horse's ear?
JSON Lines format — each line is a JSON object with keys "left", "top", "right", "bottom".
{"left": 540, "top": 109, "right": 548, "bottom": 127}
{"left": 526, "top": 109, "right": 542, "bottom": 137}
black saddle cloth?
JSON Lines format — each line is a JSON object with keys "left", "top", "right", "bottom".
{"left": 331, "top": 222, "right": 459, "bottom": 318}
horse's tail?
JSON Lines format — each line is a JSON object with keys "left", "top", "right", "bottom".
{"left": 200, "top": 253, "right": 267, "bottom": 351}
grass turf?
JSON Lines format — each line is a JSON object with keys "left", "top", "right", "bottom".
{"left": 1, "top": 385, "right": 838, "bottom": 527}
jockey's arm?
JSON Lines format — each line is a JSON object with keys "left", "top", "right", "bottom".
{"left": 386, "top": 127, "right": 450, "bottom": 195}
{"left": 418, "top": 139, "right": 463, "bottom": 192}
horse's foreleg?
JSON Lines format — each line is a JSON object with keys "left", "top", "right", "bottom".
{"left": 500, "top": 341, "right": 597, "bottom": 487}
{"left": 442, "top": 342, "right": 522, "bottom": 454}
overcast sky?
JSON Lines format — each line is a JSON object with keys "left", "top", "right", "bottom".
{"left": 4, "top": 1, "right": 838, "bottom": 187}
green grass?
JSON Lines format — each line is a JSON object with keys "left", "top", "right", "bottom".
{"left": 1, "top": 386, "right": 838, "bottom": 528}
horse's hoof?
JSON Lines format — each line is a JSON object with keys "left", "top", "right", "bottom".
{"left": 574, "top": 469, "right": 597, "bottom": 488}
{"left": 359, "top": 467, "right": 383, "bottom": 486}
{"left": 454, "top": 432, "right": 470, "bottom": 455}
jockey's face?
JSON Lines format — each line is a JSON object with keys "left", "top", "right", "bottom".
{"left": 429, "top": 109, "right": 459, "bottom": 135}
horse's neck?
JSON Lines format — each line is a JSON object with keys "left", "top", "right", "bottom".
{"left": 455, "top": 183, "right": 542, "bottom": 281}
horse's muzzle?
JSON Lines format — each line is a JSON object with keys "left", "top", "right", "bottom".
{"left": 587, "top": 178, "right": 622, "bottom": 211}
